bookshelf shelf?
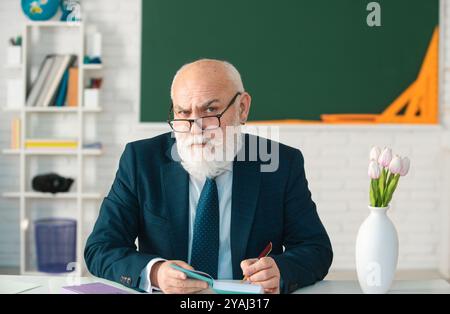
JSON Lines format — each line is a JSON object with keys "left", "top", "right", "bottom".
{"left": 82, "top": 64, "right": 103, "bottom": 70}
{"left": 3, "top": 106, "right": 102, "bottom": 113}
{"left": 25, "top": 21, "right": 82, "bottom": 28}
{"left": 2, "top": 148, "right": 102, "bottom": 156}
{"left": 2, "top": 192, "right": 102, "bottom": 199}
{"left": 2, "top": 20, "right": 103, "bottom": 276}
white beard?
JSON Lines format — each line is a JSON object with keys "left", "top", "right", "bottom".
{"left": 175, "top": 126, "right": 243, "bottom": 180}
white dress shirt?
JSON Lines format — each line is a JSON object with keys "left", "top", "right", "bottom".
{"left": 139, "top": 165, "right": 233, "bottom": 292}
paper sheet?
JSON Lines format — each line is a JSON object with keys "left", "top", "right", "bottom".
{"left": 0, "top": 278, "right": 41, "bottom": 294}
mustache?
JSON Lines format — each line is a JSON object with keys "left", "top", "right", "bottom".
{"left": 178, "top": 135, "right": 219, "bottom": 146}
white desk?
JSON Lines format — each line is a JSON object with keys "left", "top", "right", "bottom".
{"left": 1, "top": 275, "right": 449, "bottom": 294}
{"left": 0, "top": 275, "right": 139, "bottom": 294}
{"left": 293, "top": 279, "right": 450, "bottom": 294}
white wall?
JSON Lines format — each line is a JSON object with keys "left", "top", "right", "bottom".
{"left": 0, "top": 0, "right": 449, "bottom": 274}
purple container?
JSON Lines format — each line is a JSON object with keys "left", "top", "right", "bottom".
{"left": 34, "top": 218, "right": 76, "bottom": 273}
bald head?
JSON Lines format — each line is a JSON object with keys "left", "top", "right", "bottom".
{"left": 170, "top": 59, "right": 244, "bottom": 101}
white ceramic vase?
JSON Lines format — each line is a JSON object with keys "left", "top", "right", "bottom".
{"left": 355, "top": 205, "right": 398, "bottom": 294}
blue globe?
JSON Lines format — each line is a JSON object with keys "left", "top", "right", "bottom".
{"left": 21, "top": 0, "right": 60, "bottom": 21}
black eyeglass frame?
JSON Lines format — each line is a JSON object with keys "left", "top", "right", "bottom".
{"left": 167, "top": 92, "right": 242, "bottom": 133}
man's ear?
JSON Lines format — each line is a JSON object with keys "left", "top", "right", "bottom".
{"left": 239, "top": 92, "right": 251, "bottom": 124}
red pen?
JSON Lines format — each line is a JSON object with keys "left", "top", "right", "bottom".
{"left": 243, "top": 242, "right": 273, "bottom": 281}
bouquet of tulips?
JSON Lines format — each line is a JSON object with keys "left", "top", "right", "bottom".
{"left": 368, "top": 147, "right": 410, "bottom": 208}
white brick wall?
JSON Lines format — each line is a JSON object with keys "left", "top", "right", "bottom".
{"left": 1, "top": 0, "right": 449, "bottom": 274}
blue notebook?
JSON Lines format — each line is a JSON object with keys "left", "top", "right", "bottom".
{"left": 170, "top": 264, "right": 263, "bottom": 294}
{"left": 55, "top": 69, "right": 69, "bottom": 107}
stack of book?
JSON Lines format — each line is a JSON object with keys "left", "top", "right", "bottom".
{"left": 25, "top": 139, "right": 78, "bottom": 150}
{"left": 10, "top": 118, "right": 21, "bottom": 149}
{"left": 26, "top": 54, "right": 78, "bottom": 107}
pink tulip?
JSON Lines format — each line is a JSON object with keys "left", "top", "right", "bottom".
{"left": 368, "top": 160, "right": 381, "bottom": 179}
{"left": 369, "top": 146, "right": 381, "bottom": 161}
{"left": 388, "top": 155, "right": 403, "bottom": 174}
{"left": 378, "top": 147, "right": 392, "bottom": 168}
{"left": 399, "top": 157, "right": 410, "bottom": 176}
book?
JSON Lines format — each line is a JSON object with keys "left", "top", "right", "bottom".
{"left": 82, "top": 141, "right": 103, "bottom": 149}
{"left": 41, "top": 55, "right": 76, "bottom": 107}
{"left": 67, "top": 67, "right": 79, "bottom": 107}
{"left": 11, "top": 118, "right": 21, "bottom": 149}
{"left": 26, "top": 56, "right": 54, "bottom": 107}
{"left": 55, "top": 69, "right": 69, "bottom": 107}
{"left": 170, "top": 264, "right": 264, "bottom": 294}
{"left": 25, "top": 139, "right": 78, "bottom": 149}
{"left": 61, "top": 282, "right": 131, "bottom": 294}
{"left": 34, "top": 55, "right": 63, "bottom": 107}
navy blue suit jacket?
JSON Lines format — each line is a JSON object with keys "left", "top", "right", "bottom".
{"left": 84, "top": 132, "right": 333, "bottom": 293}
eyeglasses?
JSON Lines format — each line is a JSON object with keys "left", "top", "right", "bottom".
{"left": 168, "top": 92, "right": 242, "bottom": 133}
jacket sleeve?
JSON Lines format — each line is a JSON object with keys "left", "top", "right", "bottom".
{"left": 84, "top": 143, "right": 158, "bottom": 290}
{"left": 271, "top": 149, "right": 333, "bottom": 294}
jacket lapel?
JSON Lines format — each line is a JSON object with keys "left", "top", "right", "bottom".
{"left": 162, "top": 138, "right": 190, "bottom": 262}
{"left": 230, "top": 159, "right": 261, "bottom": 279}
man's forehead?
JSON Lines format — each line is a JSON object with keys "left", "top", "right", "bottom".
{"left": 173, "top": 70, "right": 235, "bottom": 96}
{"left": 173, "top": 97, "right": 221, "bottom": 110}
{"left": 174, "top": 79, "right": 231, "bottom": 95}
{"left": 172, "top": 85, "right": 230, "bottom": 106}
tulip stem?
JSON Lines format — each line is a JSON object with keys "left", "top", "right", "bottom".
{"left": 386, "top": 171, "right": 393, "bottom": 189}
{"left": 370, "top": 179, "right": 381, "bottom": 207}
{"left": 379, "top": 168, "right": 386, "bottom": 202}
{"left": 370, "top": 181, "right": 375, "bottom": 207}
{"left": 370, "top": 179, "right": 376, "bottom": 207}
{"left": 382, "top": 174, "right": 400, "bottom": 207}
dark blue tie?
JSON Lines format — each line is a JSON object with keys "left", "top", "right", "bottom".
{"left": 190, "top": 177, "right": 219, "bottom": 279}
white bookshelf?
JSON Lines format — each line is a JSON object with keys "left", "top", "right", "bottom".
{"left": 24, "top": 21, "right": 83, "bottom": 28}
{"left": 81, "top": 63, "right": 103, "bottom": 71}
{"left": 2, "top": 148, "right": 102, "bottom": 155}
{"left": 2, "top": 21, "right": 103, "bottom": 276}
{"left": 2, "top": 192, "right": 102, "bottom": 200}
{"left": 3, "top": 106, "right": 102, "bottom": 112}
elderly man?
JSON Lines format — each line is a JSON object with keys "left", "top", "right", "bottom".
{"left": 84, "top": 59, "right": 332, "bottom": 294}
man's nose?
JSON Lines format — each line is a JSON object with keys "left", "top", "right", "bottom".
{"left": 190, "top": 118, "right": 204, "bottom": 134}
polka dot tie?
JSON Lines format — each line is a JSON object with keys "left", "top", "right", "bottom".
{"left": 190, "top": 177, "right": 219, "bottom": 279}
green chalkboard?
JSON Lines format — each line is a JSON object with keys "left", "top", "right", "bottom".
{"left": 140, "top": 0, "right": 438, "bottom": 122}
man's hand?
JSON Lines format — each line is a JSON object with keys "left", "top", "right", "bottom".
{"left": 240, "top": 257, "right": 281, "bottom": 294}
{"left": 150, "top": 260, "right": 209, "bottom": 294}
